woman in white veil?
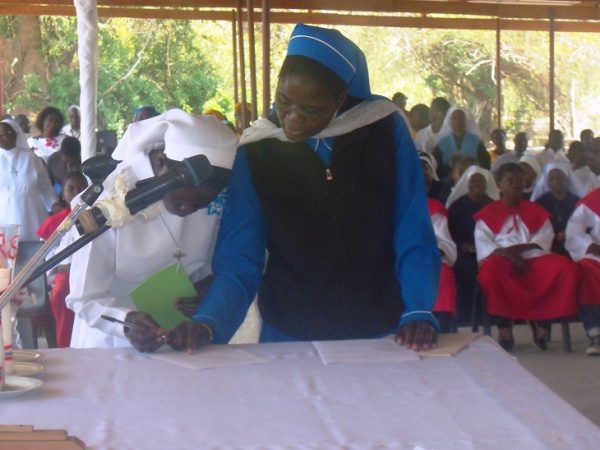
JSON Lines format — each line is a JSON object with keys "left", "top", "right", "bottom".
{"left": 433, "top": 106, "right": 490, "bottom": 179}
{"left": 531, "top": 161, "right": 585, "bottom": 255}
{"left": 446, "top": 165, "right": 499, "bottom": 325}
{"left": 0, "top": 119, "right": 60, "bottom": 240}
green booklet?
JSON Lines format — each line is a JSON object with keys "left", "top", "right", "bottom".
{"left": 129, "top": 263, "right": 197, "bottom": 330}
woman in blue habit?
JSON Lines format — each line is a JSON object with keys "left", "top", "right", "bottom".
{"left": 169, "top": 24, "right": 441, "bottom": 351}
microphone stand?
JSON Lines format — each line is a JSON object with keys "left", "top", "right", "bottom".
{"left": 25, "top": 225, "right": 110, "bottom": 286}
{"left": 0, "top": 155, "right": 119, "bottom": 311}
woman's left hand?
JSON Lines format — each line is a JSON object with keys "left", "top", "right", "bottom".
{"left": 394, "top": 321, "right": 438, "bottom": 351}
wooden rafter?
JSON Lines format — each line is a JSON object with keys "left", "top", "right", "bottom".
{"left": 1, "top": 4, "right": 600, "bottom": 33}
{"left": 1, "top": 1, "right": 600, "bottom": 23}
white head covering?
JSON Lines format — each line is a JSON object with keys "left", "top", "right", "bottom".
{"left": 418, "top": 151, "right": 439, "bottom": 181}
{"left": 518, "top": 154, "right": 542, "bottom": 193}
{"left": 113, "top": 109, "right": 237, "bottom": 169}
{"left": 530, "top": 160, "right": 586, "bottom": 201}
{"left": 446, "top": 165, "right": 499, "bottom": 208}
{"left": 437, "top": 106, "right": 481, "bottom": 144}
{"left": 67, "top": 105, "right": 81, "bottom": 114}
{"left": 1, "top": 119, "right": 30, "bottom": 152}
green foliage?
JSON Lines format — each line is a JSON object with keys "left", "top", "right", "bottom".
{"left": 2, "top": 16, "right": 600, "bottom": 144}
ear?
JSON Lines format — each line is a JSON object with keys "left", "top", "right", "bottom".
{"left": 335, "top": 89, "right": 348, "bottom": 111}
{"left": 149, "top": 149, "right": 169, "bottom": 176}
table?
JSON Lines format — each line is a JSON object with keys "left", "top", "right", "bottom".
{"left": 0, "top": 337, "right": 598, "bottom": 449}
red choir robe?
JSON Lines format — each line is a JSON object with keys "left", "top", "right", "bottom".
{"left": 474, "top": 199, "right": 579, "bottom": 320}
{"left": 428, "top": 199, "right": 457, "bottom": 315}
{"left": 36, "top": 207, "right": 74, "bottom": 347}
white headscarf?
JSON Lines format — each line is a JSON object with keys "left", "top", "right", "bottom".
{"left": 519, "top": 154, "right": 542, "bottom": 194}
{"left": 1, "top": 119, "right": 30, "bottom": 152}
{"left": 530, "top": 160, "right": 586, "bottom": 201}
{"left": 437, "top": 106, "right": 481, "bottom": 144}
{"left": 99, "top": 109, "right": 238, "bottom": 227}
{"left": 445, "top": 165, "right": 499, "bottom": 208}
{"left": 113, "top": 109, "right": 237, "bottom": 169}
{"left": 418, "top": 151, "right": 439, "bottom": 181}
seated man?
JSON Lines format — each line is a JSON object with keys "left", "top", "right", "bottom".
{"left": 474, "top": 163, "right": 579, "bottom": 351}
{"left": 565, "top": 187, "right": 600, "bottom": 355}
{"left": 66, "top": 109, "right": 237, "bottom": 351}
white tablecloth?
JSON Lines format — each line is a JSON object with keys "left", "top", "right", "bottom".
{"left": 0, "top": 337, "right": 598, "bottom": 449}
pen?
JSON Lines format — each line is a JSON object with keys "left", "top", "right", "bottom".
{"left": 100, "top": 315, "right": 170, "bottom": 342}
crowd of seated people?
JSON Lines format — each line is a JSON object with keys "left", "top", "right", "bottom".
{"left": 3, "top": 96, "right": 600, "bottom": 356}
{"left": 402, "top": 95, "right": 600, "bottom": 356}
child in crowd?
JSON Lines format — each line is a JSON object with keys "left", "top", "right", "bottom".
{"left": 531, "top": 161, "right": 585, "bottom": 255}
{"left": 419, "top": 151, "right": 443, "bottom": 200}
{"left": 36, "top": 171, "right": 88, "bottom": 347}
{"left": 447, "top": 166, "right": 499, "bottom": 326}
{"left": 518, "top": 155, "right": 542, "bottom": 200}
{"left": 488, "top": 128, "right": 508, "bottom": 166}
{"left": 438, "top": 155, "right": 474, "bottom": 204}
{"left": 47, "top": 136, "right": 82, "bottom": 199}
{"left": 428, "top": 198, "right": 458, "bottom": 333}
{"left": 568, "top": 141, "right": 600, "bottom": 193}
{"left": 420, "top": 153, "right": 457, "bottom": 332}
{"left": 565, "top": 187, "right": 600, "bottom": 355}
{"left": 474, "top": 163, "right": 579, "bottom": 351}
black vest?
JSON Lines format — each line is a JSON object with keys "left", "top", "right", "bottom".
{"left": 245, "top": 113, "right": 404, "bottom": 340}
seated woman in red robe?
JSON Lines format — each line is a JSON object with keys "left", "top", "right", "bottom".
{"left": 565, "top": 187, "right": 600, "bottom": 355}
{"left": 474, "top": 163, "right": 579, "bottom": 351}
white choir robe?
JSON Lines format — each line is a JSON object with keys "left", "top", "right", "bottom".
{"left": 535, "top": 147, "right": 569, "bottom": 170}
{"left": 0, "top": 148, "right": 58, "bottom": 240}
{"left": 475, "top": 216, "right": 554, "bottom": 263}
{"left": 66, "top": 153, "right": 221, "bottom": 348}
{"left": 566, "top": 202, "right": 600, "bottom": 263}
{"left": 573, "top": 166, "right": 600, "bottom": 195}
{"left": 431, "top": 212, "right": 457, "bottom": 267}
{"left": 565, "top": 201, "right": 600, "bottom": 307}
{"left": 414, "top": 124, "right": 438, "bottom": 154}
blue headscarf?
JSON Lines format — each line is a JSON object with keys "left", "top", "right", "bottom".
{"left": 286, "top": 23, "right": 371, "bottom": 100}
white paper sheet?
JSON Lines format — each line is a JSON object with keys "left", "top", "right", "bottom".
{"left": 149, "top": 344, "right": 269, "bottom": 370}
{"left": 312, "top": 337, "right": 420, "bottom": 365}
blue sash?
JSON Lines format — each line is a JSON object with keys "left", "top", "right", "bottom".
{"left": 438, "top": 132, "right": 480, "bottom": 164}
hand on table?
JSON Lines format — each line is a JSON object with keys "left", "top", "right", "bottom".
{"left": 124, "top": 311, "right": 168, "bottom": 353}
{"left": 168, "top": 320, "right": 213, "bottom": 354}
{"left": 394, "top": 320, "right": 438, "bottom": 351}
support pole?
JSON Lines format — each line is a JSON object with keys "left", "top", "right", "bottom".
{"left": 496, "top": 18, "right": 502, "bottom": 129}
{"left": 74, "top": 0, "right": 99, "bottom": 161}
{"left": 236, "top": 0, "right": 248, "bottom": 132}
{"left": 261, "top": 0, "right": 271, "bottom": 117}
{"left": 232, "top": 11, "right": 239, "bottom": 107}
{"left": 247, "top": 0, "right": 258, "bottom": 122}
{"left": 549, "top": 14, "right": 555, "bottom": 132}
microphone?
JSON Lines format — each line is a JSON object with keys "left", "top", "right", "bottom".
{"left": 76, "top": 154, "right": 213, "bottom": 234}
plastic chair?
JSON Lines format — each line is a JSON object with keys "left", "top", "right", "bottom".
{"left": 14, "top": 241, "right": 57, "bottom": 349}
